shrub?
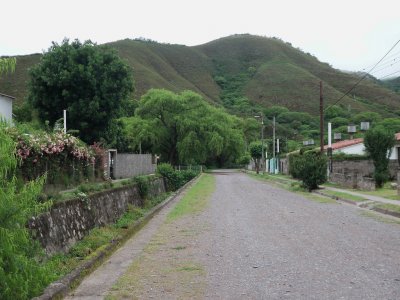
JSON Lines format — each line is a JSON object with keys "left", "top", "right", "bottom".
{"left": 0, "top": 123, "right": 54, "bottom": 299}
{"left": 364, "top": 126, "right": 396, "bottom": 188}
{"left": 157, "top": 163, "right": 199, "bottom": 191}
{"left": 134, "top": 176, "right": 150, "bottom": 199}
{"left": 289, "top": 151, "right": 327, "bottom": 191}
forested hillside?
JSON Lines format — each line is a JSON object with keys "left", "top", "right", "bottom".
{"left": 1, "top": 34, "right": 400, "bottom": 117}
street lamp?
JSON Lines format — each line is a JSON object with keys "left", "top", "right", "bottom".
{"left": 254, "top": 114, "right": 265, "bottom": 173}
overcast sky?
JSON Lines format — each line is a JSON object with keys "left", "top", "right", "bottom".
{"left": 2, "top": 0, "right": 399, "bottom": 77}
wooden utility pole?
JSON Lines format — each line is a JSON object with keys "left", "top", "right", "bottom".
{"left": 320, "top": 81, "right": 324, "bottom": 153}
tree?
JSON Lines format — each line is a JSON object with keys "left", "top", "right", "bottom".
{"left": 0, "top": 57, "right": 16, "bottom": 75}
{"left": 364, "top": 126, "right": 396, "bottom": 188}
{"left": 249, "top": 141, "right": 262, "bottom": 174}
{"left": 28, "top": 39, "right": 134, "bottom": 144}
{"left": 129, "top": 89, "right": 245, "bottom": 166}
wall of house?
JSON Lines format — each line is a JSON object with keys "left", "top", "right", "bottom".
{"left": 334, "top": 143, "right": 365, "bottom": 155}
{"left": 0, "top": 95, "right": 12, "bottom": 122}
{"left": 28, "top": 177, "right": 165, "bottom": 254}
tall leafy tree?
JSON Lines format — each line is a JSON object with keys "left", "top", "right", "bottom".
{"left": 28, "top": 39, "right": 134, "bottom": 144}
{"left": 126, "top": 89, "right": 245, "bottom": 166}
{"left": 364, "top": 126, "right": 396, "bottom": 188}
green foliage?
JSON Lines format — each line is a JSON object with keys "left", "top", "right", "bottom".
{"left": 237, "top": 153, "right": 251, "bottom": 165}
{"left": 28, "top": 39, "right": 134, "bottom": 144}
{"left": 156, "top": 163, "right": 199, "bottom": 191}
{"left": 249, "top": 142, "right": 263, "bottom": 173}
{"left": 352, "top": 111, "right": 381, "bottom": 124}
{"left": 364, "top": 126, "right": 396, "bottom": 188}
{"left": 324, "top": 105, "right": 349, "bottom": 120}
{"left": 133, "top": 176, "right": 150, "bottom": 199}
{"left": 289, "top": 151, "right": 327, "bottom": 191}
{"left": 263, "top": 105, "right": 289, "bottom": 119}
{"left": 0, "top": 123, "right": 54, "bottom": 299}
{"left": 0, "top": 57, "right": 16, "bottom": 75}
{"left": 376, "top": 118, "right": 400, "bottom": 133}
{"left": 132, "top": 89, "right": 245, "bottom": 166}
{"left": 332, "top": 153, "right": 369, "bottom": 161}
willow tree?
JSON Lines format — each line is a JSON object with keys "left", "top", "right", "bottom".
{"left": 125, "top": 89, "right": 245, "bottom": 166}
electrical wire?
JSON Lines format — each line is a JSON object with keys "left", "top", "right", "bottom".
{"left": 324, "top": 38, "right": 400, "bottom": 112}
{"left": 379, "top": 69, "right": 400, "bottom": 80}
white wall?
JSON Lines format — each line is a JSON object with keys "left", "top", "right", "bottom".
{"left": 334, "top": 142, "right": 399, "bottom": 160}
{"left": 0, "top": 95, "right": 13, "bottom": 122}
{"left": 334, "top": 143, "right": 365, "bottom": 155}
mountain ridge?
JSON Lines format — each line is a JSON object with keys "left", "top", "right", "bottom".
{"left": 1, "top": 34, "right": 399, "bottom": 116}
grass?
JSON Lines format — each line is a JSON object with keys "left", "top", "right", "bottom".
{"left": 322, "top": 190, "right": 368, "bottom": 202}
{"left": 354, "top": 184, "right": 400, "bottom": 201}
{"left": 249, "top": 171, "right": 336, "bottom": 204}
{"left": 373, "top": 203, "right": 400, "bottom": 214}
{"left": 167, "top": 174, "right": 215, "bottom": 221}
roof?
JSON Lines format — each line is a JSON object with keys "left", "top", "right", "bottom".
{"left": 324, "top": 132, "right": 400, "bottom": 150}
{"left": 324, "top": 138, "right": 364, "bottom": 150}
{"left": 0, "top": 93, "right": 15, "bottom": 100}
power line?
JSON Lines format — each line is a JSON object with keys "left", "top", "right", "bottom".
{"left": 325, "top": 38, "right": 400, "bottom": 112}
{"left": 379, "top": 69, "right": 400, "bottom": 80}
{"left": 370, "top": 56, "right": 400, "bottom": 74}
{"left": 362, "top": 49, "right": 400, "bottom": 71}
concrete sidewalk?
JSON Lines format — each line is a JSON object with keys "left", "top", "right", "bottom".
{"left": 322, "top": 186, "right": 400, "bottom": 206}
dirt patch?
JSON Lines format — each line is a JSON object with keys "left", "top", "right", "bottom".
{"left": 106, "top": 212, "right": 210, "bottom": 299}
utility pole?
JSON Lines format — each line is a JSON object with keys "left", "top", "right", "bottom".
{"left": 273, "top": 116, "right": 276, "bottom": 173}
{"left": 261, "top": 115, "right": 265, "bottom": 173}
{"left": 63, "top": 109, "right": 67, "bottom": 134}
{"left": 320, "top": 81, "right": 324, "bottom": 153}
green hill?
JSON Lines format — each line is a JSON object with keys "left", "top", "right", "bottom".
{"left": 1, "top": 34, "right": 400, "bottom": 116}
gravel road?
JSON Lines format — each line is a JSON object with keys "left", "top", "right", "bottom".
{"left": 200, "top": 171, "right": 400, "bottom": 299}
{"left": 70, "top": 171, "right": 400, "bottom": 299}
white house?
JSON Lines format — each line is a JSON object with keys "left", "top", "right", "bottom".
{"left": 0, "top": 93, "right": 14, "bottom": 122}
{"left": 324, "top": 133, "right": 400, "bottom": 161}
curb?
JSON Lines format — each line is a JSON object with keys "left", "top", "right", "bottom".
{"left": 313, "top": 190, "right": 359, "bottom": 206}
{"left": 33, "top": 174, "right": 201, "bottom": 300}
{"left": 372, "top": 207, "right": 400, "bottom": 219}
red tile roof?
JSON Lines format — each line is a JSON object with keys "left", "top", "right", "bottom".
{"left": 324, "top": 138, "right": 364, "bottom": 150}
{"left": 324, "top": 132, "right": 400, "bottom": 150}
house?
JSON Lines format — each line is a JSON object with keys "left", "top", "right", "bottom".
{"left": 0, "top": 93, "right": 14, "bottom": 122}
{"left": 324, "top": 133, "right": 400, "bottom": 162}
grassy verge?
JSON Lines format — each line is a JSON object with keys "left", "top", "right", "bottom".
{"left": 41, "top": 192, "right": 170, "bottom": 285}
{"left": 107, "top": 174, "right": 212, "bottom": 299}
{"left": 42, "top": 175, "right": 159, "bottom": 203}
{"left": 248, "top": 172, "right": 336, "bottom": 204}
{"left": 322, "top": 190, "right": 368, "bottom": 202}
{"left": 373, "top": 203, "right": 400, "bottom": 214}
{"left": 167, "top": 174, "right": 216, "bottom": 222}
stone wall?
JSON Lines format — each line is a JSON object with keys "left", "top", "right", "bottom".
{"left": 28, "top": 177, "right": 165, "bottom": 254}
{"left": 115, "top": 153, "right": 156, "bottom": 179}
{"left": 329, "top": 172, "right": 375, "bottom": 191}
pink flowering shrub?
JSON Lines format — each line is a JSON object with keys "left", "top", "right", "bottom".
{"left": 7, "top": 127, "right": 98, "bottom": 185}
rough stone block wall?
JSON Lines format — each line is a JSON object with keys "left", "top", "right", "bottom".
{"left": 28, "top": 178, "right": 165, "bottom": 254}
{"left": 332, "top": 159, "right": 399, "bottom": 178}
{"left": 115, "top": 153, "right": 156, "bottom": 179}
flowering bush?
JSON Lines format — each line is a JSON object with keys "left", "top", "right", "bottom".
{"left": 6, "top": 127, "right": 97, "bottom": 185}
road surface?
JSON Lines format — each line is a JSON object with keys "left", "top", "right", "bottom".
{"left": 72, "top": 171, "right": 400, "bottom": 299}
